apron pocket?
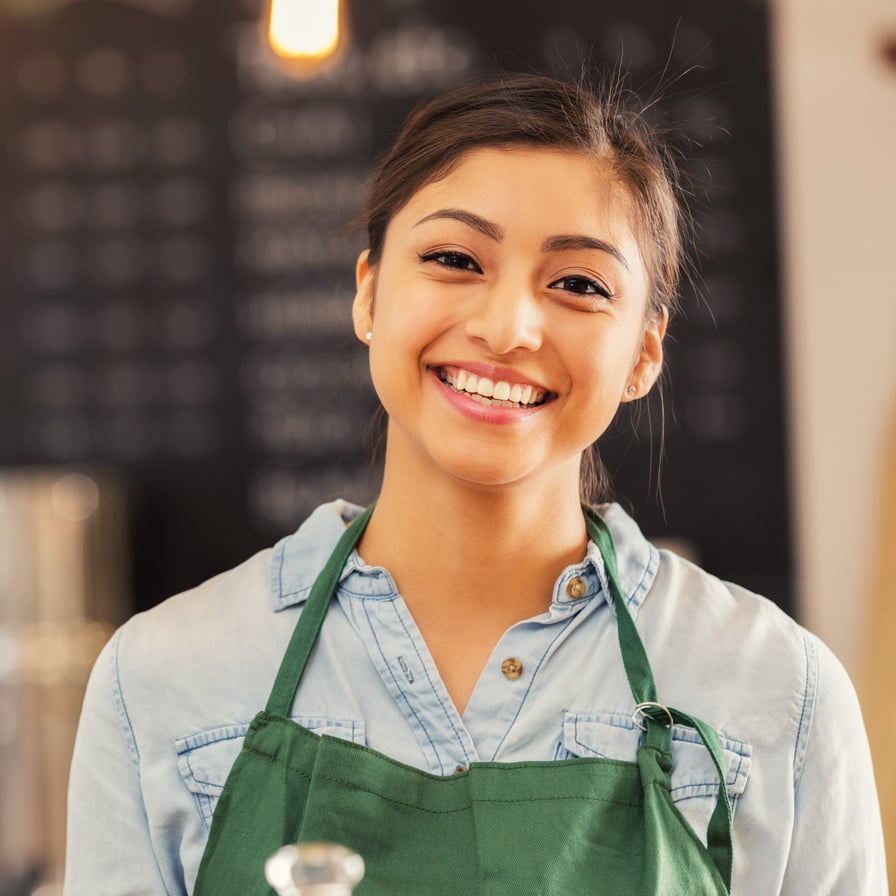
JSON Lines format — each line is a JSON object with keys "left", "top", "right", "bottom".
{"left": 559, "top": 711, "right": 751, "bottom": 844}
{"left": 176, "top": 717, "right": 366, "bottom": 829}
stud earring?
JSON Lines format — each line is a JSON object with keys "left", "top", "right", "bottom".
{"left": 365, "top": 331, "right": 372, "bottom": 341}
{"left": 626, "top": 385, "right": 637, "bottom": 397}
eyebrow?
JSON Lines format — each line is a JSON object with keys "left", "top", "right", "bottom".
{"left": 414, "top": 208, "right": 504, "bottom": 242}
{"left": 542, "top": 235, "right": 630, "bottom": 271}
{"left": 413, "top": 208, "right": 630, "bottom": 271}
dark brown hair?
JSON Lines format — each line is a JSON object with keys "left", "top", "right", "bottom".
{"left": 359, "top": 72, "right": 690, "bottom": 501}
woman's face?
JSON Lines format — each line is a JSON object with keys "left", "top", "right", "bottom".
{"left": 353, "top": 146, "right": 666, "bottom": 493}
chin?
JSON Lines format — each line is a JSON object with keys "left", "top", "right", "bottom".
{"left": 433, "top": 452, "right": 531, "bottom": 491}
{"left": 440, "top": 451, "right": 571, "bottom": 495}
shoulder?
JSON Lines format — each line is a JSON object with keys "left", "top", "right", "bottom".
{"left": 105, "top": 499, "right": 360, "bottom": 739}
{"left": 116, "top": 498, "right": 362, "bottom": 664}
{"left": 105, "top": 545, "right": 281, "bottom": 747}
{"left": 598, "top": 500, "right": 807, "bottom": 679}
{"left": 118, "top": 543, "right": 277, "bottom": 675}
{"left": 70, "top": 541, "right": 284, "bottom": 839}
{"left": 598, "top": 503, "right": 835, "bottom": 752}
{"left": 649, "top": 548, "right": 807, "bottom": 663}
{"left": 646, "top": 549, "right": 813, "bottom": 717}
{"left": 618, "top": 519, "right": 880, "bottom": 877}
{"left": 643, "top": 547, "right": 870, "bottom": 802}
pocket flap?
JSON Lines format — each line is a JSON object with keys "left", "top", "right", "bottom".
{"left": 562, "top": 711, "right": 752, "bottom": 802}
{"left": 176, "top": 717, "right": 367, "bottom": 797}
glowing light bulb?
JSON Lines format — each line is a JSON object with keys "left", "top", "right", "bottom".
{"left": 267, "top": 0, "right": 342, "bottom": 62}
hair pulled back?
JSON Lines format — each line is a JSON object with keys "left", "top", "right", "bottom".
{"left": 360, "top": 72, "right": 689, "bottom": 323}
{"left": 359, "top": 72, "right": 691, "bottom": 502}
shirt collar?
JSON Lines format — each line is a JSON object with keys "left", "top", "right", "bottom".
{"left": 270, "top": 499, "right": 367, "bottom": 611}
{"left": 592, "top": 502, "right": 660, "bottom": 616}
{"left": 270, "top": 499, "right": 659, "bottom": 615}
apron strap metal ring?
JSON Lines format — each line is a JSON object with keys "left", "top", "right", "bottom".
{"left": 632, "top": 701, "right": 675, "bottom": 731}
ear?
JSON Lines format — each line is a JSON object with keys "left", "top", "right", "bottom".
{"left": 352, "top": 249, "right": 375, "bottom": 344}
{"left": 621, "top": 307, "right": 668, "bottom": 402}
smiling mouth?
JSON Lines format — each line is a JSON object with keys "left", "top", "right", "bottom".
{"left": 436, "top": 366, "right": 551, "bottom": 409}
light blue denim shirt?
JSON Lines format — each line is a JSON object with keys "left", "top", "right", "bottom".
{"left": 65, "top": 500, "right": 887, "bottom": 895}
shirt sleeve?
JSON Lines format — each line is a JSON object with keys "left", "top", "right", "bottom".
{"left": 779, "top": 632, "right": 888, "bottom": 895}
{"left": 64, "top": 627, "right": 172, "bottom": 896}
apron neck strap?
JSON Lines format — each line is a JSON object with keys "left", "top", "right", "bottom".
{"left": 266, "top": 503, "right": 659, "bottom": 716}
{"left": 584, "top": 505, "right": 734, "bottom": 890}
{"left": 265, "top": 503, "right": 375, "bottom": 717}
{"left": 582, "top": 505, "right": 658, "bottom": 706}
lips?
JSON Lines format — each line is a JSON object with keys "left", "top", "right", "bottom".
{"left": 436, "top": 365, "right": 551, "bottom": 409}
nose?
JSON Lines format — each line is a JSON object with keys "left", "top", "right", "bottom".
{"left": 464, "top": 279, "right": 543, "bottom": 355}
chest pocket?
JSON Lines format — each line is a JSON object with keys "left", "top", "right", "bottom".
{"left": 558, "top": 711, "right": 752, "bottom": 843}
{"left": 175, "top": 717, "right": 366, "bottom": 829}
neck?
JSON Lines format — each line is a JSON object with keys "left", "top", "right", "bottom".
{"left": 358, "top": 436, "right": 589, "bottom": 622}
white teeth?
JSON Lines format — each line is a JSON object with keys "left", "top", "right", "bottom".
{"left": 441, "top": 367, "right": 546, "bottom": 407}
{"left": 476, "top": 377, "right": 494, "bottom": 398}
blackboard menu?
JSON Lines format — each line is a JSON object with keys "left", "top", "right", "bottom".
{"left": 0, "top": 0, "right": 792, "bottom": 613}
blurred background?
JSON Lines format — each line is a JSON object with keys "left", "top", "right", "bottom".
{"left": 0, "top": 0, "right": 892, "bottom": 892}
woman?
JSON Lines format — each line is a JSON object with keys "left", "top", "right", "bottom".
{"left": 65, "top": 74, "right": 887, "bottom": 894}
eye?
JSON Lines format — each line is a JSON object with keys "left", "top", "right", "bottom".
{"left": 418, "top": 250, "right": 482, "bottom": 273}
{"left": 549, "top": 275, "right": 614, "bottom": 299}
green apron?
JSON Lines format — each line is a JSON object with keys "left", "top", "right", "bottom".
{"left": 193, "top": 505, "right": 734, "bottom": 895}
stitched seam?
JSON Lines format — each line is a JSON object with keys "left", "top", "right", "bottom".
{"left": 363, "top": 602, "right": 445, "bottom": 774}
{"left": 571, "top": 715, "right": 610, "bottom": 758}
{"left": 393, "top": 600, "right": 474, "bottom": 767}
{"left": 183, "top": 747, "right": 228, "bottom": 790}
{"left": 198, "top": 793, "right": 213, "bottom": 831}
{"left": 254, "top": 715, "right": 640, "bottom": 776}
{"left": 728, "top": 750, "right": 744, "bottom": 786}
{"left": 490, "top": 614, "right": 577, "bottom": 761}
{"left": 182, "top": 755, "right": 220, "bottom": 830}
{"left": 565, "top": 713, "right": 751, "bottom": 755}
{"left": 564, "top": 714, "right": 750, "bottom": 798}
{"left": 627, "top": 543, "right": 659, "bottom": 611}
{"left": 109, "top": 626, "right": 142, "bottom": 775}
{"left": 242, "top": 746, "right": 642, "bottom": 812}
{"left": 183, "top": 751, "right": 217, "bottom": 794}
{"left": 177, "top": 718, "right": 360, "bottom": 755}
{"left": 792, "top": 630, "right": 817, "bottom": 788}
{"left": 186, "top": 730, "right": 247, "bottom": 750}
{"left": 274, "top": 539, "right": 288, "bottom": 608}
{"left": 182, "top": 720, "right": 365, "bottom": 788}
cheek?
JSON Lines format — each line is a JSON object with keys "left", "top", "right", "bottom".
{"left": 366, "top": 313, "right": 426, "bottom": 397}
{"left": 365, "top": 347, "right": 402, "bottom": 419}
{"left": 569, "top": 325, "right": 642, "bottom": 380}
{"left": 375, "top": 282, "right": 456, "bottom": 346}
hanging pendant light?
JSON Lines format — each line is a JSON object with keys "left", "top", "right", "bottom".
{"left": 266, "top": 0, "right": 345, "bottom": 67}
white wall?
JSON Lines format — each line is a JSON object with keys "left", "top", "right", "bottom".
{"left": 773, "top": 0, "right": 896, "bottom": 676}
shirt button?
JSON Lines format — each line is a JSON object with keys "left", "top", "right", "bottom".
{"left": 455, "top": 765, "right": 467, "bottom": 774}
{"left": 501, "top": 658, "right": 523, "bottom": 680}
{"left": 566, "top": 576, "right": 587, "bottom": 599}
